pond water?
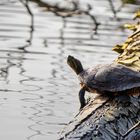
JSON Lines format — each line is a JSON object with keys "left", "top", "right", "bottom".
{"left": 0, "top": 0, "right": 139, "bottom": 139}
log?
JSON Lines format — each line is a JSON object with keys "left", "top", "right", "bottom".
{"left": 59, "top": 95, "right": 140, "bottom": 140}
{"left": 58, "top": 14, "right": 140, "bottom": 140}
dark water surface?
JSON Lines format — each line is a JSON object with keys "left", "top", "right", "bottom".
{"left": 0, "top": 0, "right": 139, "bottom": 139}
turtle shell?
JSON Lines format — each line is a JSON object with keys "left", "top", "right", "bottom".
{"left": 78, "top": 64, "right": 140, "bottom": 92}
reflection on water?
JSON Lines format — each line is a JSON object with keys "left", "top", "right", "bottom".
{"left": 0, "top": 0, "right": 139, "bottom": 139}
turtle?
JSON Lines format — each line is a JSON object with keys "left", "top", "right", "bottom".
{"left": 67, "top": 55, "right": 140, "bottom": 109}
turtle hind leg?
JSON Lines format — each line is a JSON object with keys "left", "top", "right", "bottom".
{"left": 79, "top": 87, "right": 86, "bottom": 110}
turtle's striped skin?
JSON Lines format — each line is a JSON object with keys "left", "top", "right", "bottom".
{"left": 67, "top": 55, "right": 140, "bottom": 109}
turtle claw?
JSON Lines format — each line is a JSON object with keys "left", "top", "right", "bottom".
{"left": 79, "top": 104, "right": 86, "bottom": 111}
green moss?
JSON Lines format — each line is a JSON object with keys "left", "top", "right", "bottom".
{"left": 121, "top": 0, "right": 136, "bottom": 4}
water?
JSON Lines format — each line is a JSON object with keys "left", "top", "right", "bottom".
{"left": 0, "top": 0, "right": 139, "bottom": 139}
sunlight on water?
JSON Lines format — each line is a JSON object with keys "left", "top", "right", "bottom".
{"left": 0, "top": 0, "right": 139, "bottom": 139}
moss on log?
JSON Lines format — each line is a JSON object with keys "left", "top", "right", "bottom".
{"left": 59, "top": 13, "right": 140, "bottom": 140}
{"left": 113, "top": 18, "right": 140, "bottom": 71}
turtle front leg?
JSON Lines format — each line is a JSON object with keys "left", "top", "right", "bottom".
{"left": 79, "top": 87, "right": 86, "bottom": 110}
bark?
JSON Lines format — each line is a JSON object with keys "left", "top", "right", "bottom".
{"left": 58, "top": 15, "right": 140, "bottom": 140}
{"left": 59, "top": 95, "right": 140, "bottom": 140}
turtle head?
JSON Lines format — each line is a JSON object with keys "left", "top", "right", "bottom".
{"left": 67, "top": 55, "right": 84, "bottom": 75}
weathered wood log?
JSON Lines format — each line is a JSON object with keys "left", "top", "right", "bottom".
{"left": 59, "top": 14, "right": 140, "bottom": 140}
{"left": 59, "top": 95, "right": 140, "bottom": 140}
